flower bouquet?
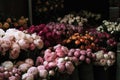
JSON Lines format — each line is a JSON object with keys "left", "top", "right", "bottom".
{"left": 96, "top": 20, "right": 120, "bottom": 41}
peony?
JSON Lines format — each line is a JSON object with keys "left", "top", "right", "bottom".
{"left": 36, "top": 56, "right": 44, "bottom": 66}
{"left": 48, "top": 62, "right": 57, "bottom": 69}
{"left": 14, "top": 31, "right": 25, "bottom": 40}
{"left": 25, "top": 58, "right": 34, "bottom": 66}
{"left": 17, "top": 39, "right": 29, "bottom": 50}
{"left": 38, "top": 70, "right": 48, "bottom": 78}
{"left": 9, "top": 76, "right": 17, "bottom": 80}
{"left": 49, "top": 70, "right": 55, "bottom": 76}
{"left": 65, "top": 61, "right": 75, "bottom": 74}
{"left": 99, "top": 59, "right": 107, "bottom": 66}
{"left": 57, "top": 62, "right": 65, "bottom": 72}
{"left": 37, "top": 65, "right": 45, "bottom": 70}
{"left": 34, "top": 39, "right": 44, "bottom": 49}
{"left": 22, "top": 73, "right": 34, "bottom": 80}
{"left": 18, "top": 63, "right": 31, "bottom": 72}
{"left": 44, "top": 52, "right": 57, "bottom": 62}
{"left": 1, "top": 61, "right": 13, "bottom": 70}
{"left": 27, "top": 67, "right": 38, "bottom": 76}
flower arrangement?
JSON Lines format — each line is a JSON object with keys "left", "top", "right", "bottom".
{"left": 57, "top": 13, "right": 88, "bottom": 26}
{"left": 21, "top": 44, "right": 95, "bottom": 80}
{"left": 96, "top": 20, "right": 120, "bottom": 41}
{"left": 0, "top": 28, "right": 44, "bottom": 62}
{"left": 27, "top": 23, "right": 83, "bottom": 48}
{"left": 63, "top": 32, "right": 99, "bottom": 51}
{"left": 0, "top": 16, "right": 28, "bottom": 30}
{"left": 0, "top": 61, "right": 22, "bottom": 80}
{"left": 92, "top": 32, "right": 117, "bottom": 52}
{"left": 94, "top": 50, "right": 115, "bottom": 68}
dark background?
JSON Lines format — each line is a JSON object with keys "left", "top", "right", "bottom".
{"left": 0, "top": 0, "right": 109, "bottom": 24}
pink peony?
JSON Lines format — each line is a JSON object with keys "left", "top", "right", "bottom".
{"left": 80, "top": 50, "right": 86, "bottom": 55}
{"left": 36, "top": 56, "right": 44, "bottom": 66}
{"left": 17, "top": 39, "right": 29, "bottom": 50}
{"left": 48, "top": 62, "right": 57, "bottom": 69}
{"left": 25, "top": 58, "right": 34, "bottom": 66}
{"left": 57, "top": 62, "right": 65, "bottom": 72}
{"left": 9, "top": 76, "right": 17, "bottom": 80}
{"left": 99, "top": 59, "right": 107, "bottom": 66}
{"left": 22, "top": 73, "right": 34, "bottom": 80}
{"left": 34, "top": 39, "right": 44, "bottom": 49}
{"left": 79, "top": 55, "right": 85, "bottom": 61}
{"left": 37, "top": 65, "right": 45, "bottom": 70}
{"left": 27, "top": 67, "right": 38, "bottom": 76}
{"left": 65, "top": 61, "right": 75, "bottom": 74}
{"left": 85, "top": 58, "right": 91, "bottom": 64}
{"left": 18, "top": 63, "right": 31, "bottom": 72}
{"left": 44, "top": 52, "right": 57, "bottom": 62}
{"left": 74, "top": 50, "right": 80, "bottom": 57}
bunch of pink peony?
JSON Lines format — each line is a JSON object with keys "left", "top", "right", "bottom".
{"left": 25, "top": 44, "right": 95, "bottom": 80}
{"left": 92, "top": 32, "right": 117, "bottom": 52}
{"left": 0, "top": 28, "right": 44, "bottom": 60}
{"left": 0, "top": 61, "right": 22, "bottom": 80}
{"left": 94, "top": 50, "right": 115, "bottom": 67}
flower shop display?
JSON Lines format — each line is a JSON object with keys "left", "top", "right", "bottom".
{"left": 96, "top": 20, "right": 120, "bottom": 41}
{"left": 0, "top": 16, "right": 29, "bottom": 30}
